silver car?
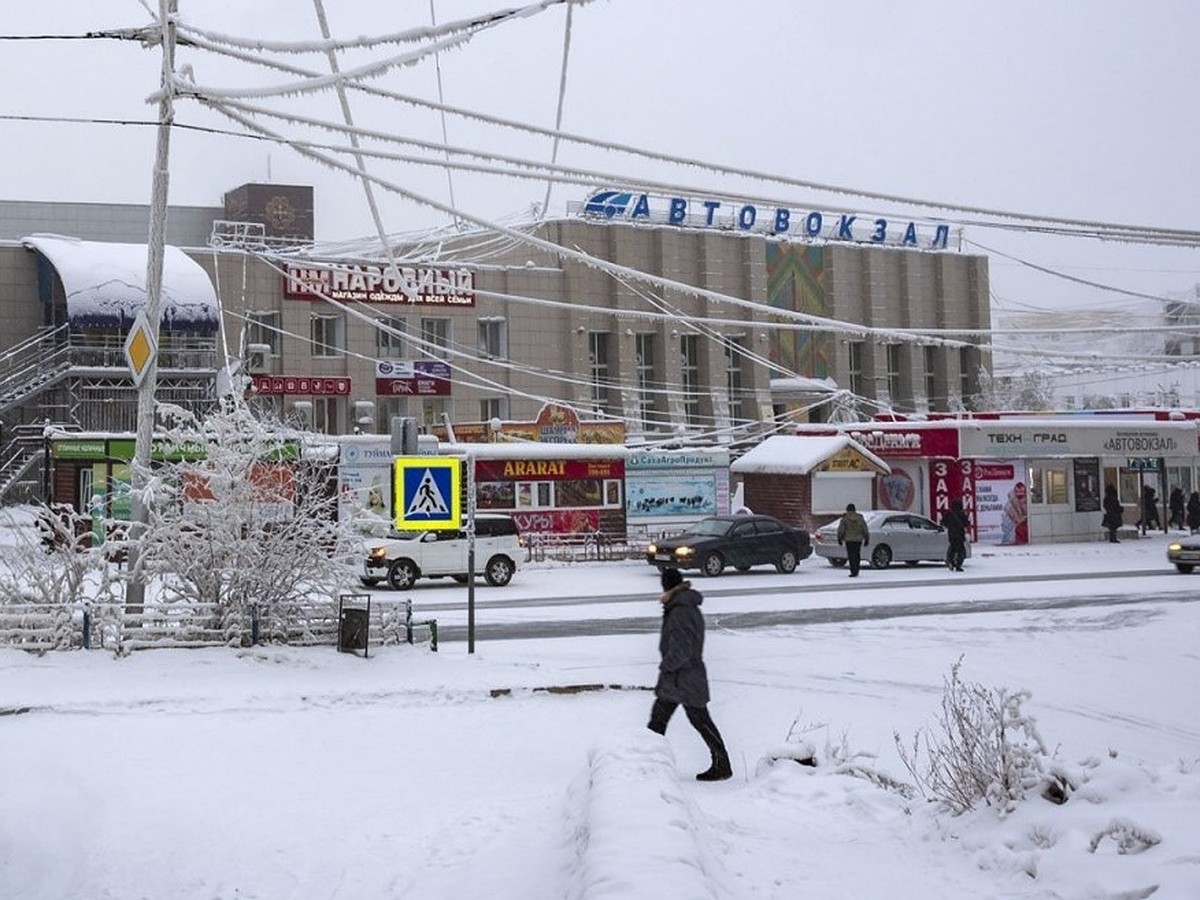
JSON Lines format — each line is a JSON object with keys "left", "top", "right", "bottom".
{"left": 813, "top": 510, "right": 970, "bottom": 569}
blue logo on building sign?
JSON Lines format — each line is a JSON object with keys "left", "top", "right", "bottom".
{"left": 583, "top": 191, "right": 635, "bottom": 218}
{"left": 581, "top": 189, "right": 953, "bottom": 250}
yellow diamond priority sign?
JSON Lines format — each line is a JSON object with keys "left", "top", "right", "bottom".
{"left": 124, "top": 310, "right": 158, "bottom": 387}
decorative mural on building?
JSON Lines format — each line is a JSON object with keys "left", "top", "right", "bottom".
{"left": 766, "top": 243, "right": 831, "bottom": 381}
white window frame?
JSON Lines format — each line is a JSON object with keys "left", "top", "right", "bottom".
{"left": 310, "top": 313, "right": 344, "bottom": 358}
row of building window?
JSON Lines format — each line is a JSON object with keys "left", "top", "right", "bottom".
{"left": 246, "top": 312, "right": 505, "bottom": 363}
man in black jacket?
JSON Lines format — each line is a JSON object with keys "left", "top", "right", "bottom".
{"left": 647, "top": 567, "right": 732, "bottom": 781}
{"left": 942, "top": 498, "right": 970, "bottom": 572}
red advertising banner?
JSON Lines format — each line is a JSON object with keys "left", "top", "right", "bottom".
{"left": 846, "top": 426, "right": 960, "bottom": 458}
{"left": 930, "top": 458, "right": 976, "bottom": 539}
{"left": 284, "top": 263, "right": 475, "bottom": 306}
{"left": 475, "top": 458, "right": 624, "bottom": 481}
{"left": 510, "top": 508, "right": 600, "bottom": 534}
{"left": 252, "top": 376, "right": 351, "bottom": 396}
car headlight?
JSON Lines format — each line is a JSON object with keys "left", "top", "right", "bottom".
{"left": 675, "top": 546, "right": 695, "bottom": 558}
{"left": 368, "top": 547, "right": 387, "bottom": 562}
{"left": 647, "top": 543, "right": 657, "bottom": 554}
{"left": 1168, "top": 543, "right": 1183, "bottom": 552}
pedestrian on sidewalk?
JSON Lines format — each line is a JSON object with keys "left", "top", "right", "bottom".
{"left": 942, "top": 498, "right": 970, "bottom": 570}
{"left": 836, "top": 503, "right": 870, "bottom": 577}
{"left": 647, "top": 567, "right": 732, "bottom": 782}
{"left": 1102, "top": 484, "right": 1124, "bottom": 544}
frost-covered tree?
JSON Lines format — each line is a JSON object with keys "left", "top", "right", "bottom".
{"left": 0, "top": 504, "right": 120, "bottom": 649}
{"left": 973, "top": 369, "right": 1056, "bottom": 412}
{"left": 133, "top": 403, "right": 359, "bottom": 640}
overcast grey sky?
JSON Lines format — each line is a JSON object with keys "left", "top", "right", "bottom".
{"left": 1, "top": 0, "right": 1198, "bottom": 321}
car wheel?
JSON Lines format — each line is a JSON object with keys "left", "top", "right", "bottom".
{"left": 776, "top": 550, "right": 798, "bottom": 573}
{"left": 1175, "top": 563, "right": 1194, "bottom": 574}
{"left": 701, "top": 552, "right": 725, "bottom": 577}
{"left": 360, "top": 577, "right": 380, "bottom": 587}
{"left": 387, "top": 559, "right": 418, "bottom": 590}
{"left": 870, "top": 545, "right": 893, "bottom": 569}
{"left": 828, "top": 557, "right": 846, "bottom": 568}
{"left": 484, "top": 555, "right": 515, "bottom": 587}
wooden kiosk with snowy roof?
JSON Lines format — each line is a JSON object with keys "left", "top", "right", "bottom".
{"left": 730, "top": 435, "right": 890, "bottom": 532}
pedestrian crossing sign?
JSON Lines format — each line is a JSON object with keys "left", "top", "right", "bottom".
{"left": 393, "top": 457, "right": 461, "bottom": 531}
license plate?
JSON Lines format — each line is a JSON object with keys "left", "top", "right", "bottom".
{"left": 1176, "top": 552, "right": 1200, "bottom": 562}
{"left": 654, "top": 554, "right": 672, "bottom": 562}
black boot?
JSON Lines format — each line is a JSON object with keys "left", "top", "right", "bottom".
{"left": 685, "top": 706, "right": 732, "bottom": 781}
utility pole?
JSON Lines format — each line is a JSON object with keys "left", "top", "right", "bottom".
{"left": 125, "top": 0, "right": 177, "bottom": 613}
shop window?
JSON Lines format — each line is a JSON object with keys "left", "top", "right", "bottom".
{"left": 312, "top": 396, "right": 339, "bottom": 435}
{"left": 557, "top": 479, "right": 603, "bottom": 508}
{"left": 1029, "top": 465, "right": 1068, "bottom": 505}
{"left": 479, "top": 397, "right": 508, "bottom": 423}
{"left": 604, "top": 479, "right": 622, "bottom": 507}
{"left": 635, "top": 333, "right": 656, "bottom": 428}
{"left": 516, "top": 481, "right": 554, "bottom": 508}
{"left": 310, "top": 313, "right": 344, "bottom": 358}
{"left": 681, "top": 334, "right": 701, "bottom": 426}
{"left": 922, "top": 346, "right": 937, "bottom": 408}
{"left": 247, "top": 311, "right": 281, "bottom": 356}
{"left": 376, "top": 316, "right": 406, "bottom": 359}
{"left": 847, "top": 341, "right": 864, "bottom": 398}
{"left": 478, "top": 481, "right": 515, "bottom": 510}
{"left": 420, "top": 318, "right": 451, "bottom": 360}
{"left": 478, "top": 318, "right": 507, "bottom": 360}
{"left": 725, "top": 337, "right": 747, "bottom": 422}
{"left": 589, "top": 332, "right": 611, "bottom": 415}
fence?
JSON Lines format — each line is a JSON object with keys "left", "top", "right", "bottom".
{"left": 523, "top": 530, "right": 645, "bottom": 563}
{"left": 0, "top": 595, "right": 437, "bottom": 655}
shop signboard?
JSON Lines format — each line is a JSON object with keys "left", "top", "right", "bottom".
{"left": 374, "top": 360, "right": 451, "bottom": 396}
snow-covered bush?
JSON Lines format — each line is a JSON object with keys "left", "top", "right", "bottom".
{"left": 132, "top": 404, "right": 359, "bottom": 633}
{"left": 0, "top": 504, "right": 120, "bottom": 649}
{"left": 895, "top": 658, "right": 1048, "bottom": 814}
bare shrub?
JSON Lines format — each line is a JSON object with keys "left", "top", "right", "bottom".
{"left": 895, "top": 657, "right": 1048, "bottom": 814}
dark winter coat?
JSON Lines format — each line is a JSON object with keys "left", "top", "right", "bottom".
{"left": 1141, "top": 487, "right": 1160, "bottom": 525}
{"left": 942, "top": 505, "right": 969, "bottom": 544}
{"left": 1102, "top": 489, "right": 1123, "bottom": 530}
{"left": 1187, "top": 493, "right": 1200, "bottom": 532}
{"left": 1169, "top": 489, "right": 1185, "bottom": 522}
{"left": 655, "top": 582, "right": 710, "bottom": 707}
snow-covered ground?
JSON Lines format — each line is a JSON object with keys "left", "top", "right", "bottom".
{"left": 2, "top": 532, "right": 1198, "bottom": 899}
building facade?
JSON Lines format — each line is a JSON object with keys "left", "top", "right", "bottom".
{"left": 0, "top": 185, "right": 991, "bottom": 503}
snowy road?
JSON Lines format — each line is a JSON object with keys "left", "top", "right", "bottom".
{"left": 376, "top": 541, "right": 1198, "bottom": 644}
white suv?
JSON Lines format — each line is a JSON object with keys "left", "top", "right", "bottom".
{"left": 361, "top": 513, "right": 523, "bottom": 590}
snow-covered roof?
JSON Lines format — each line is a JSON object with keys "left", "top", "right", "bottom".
{"left": 23, "top": 234, "right": 219, "bottom": 332}
{"left": 730, "top": 434, "right": 890, "bottom": 476}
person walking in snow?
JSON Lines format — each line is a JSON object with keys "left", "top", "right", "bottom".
{"left": 1139, "top": 484, "right": 1160, "bottom": 536}
{"left": 1188, "top": 492, "right": 1200, "bottom": 535}
{"left": 836, "top": 502, "right": 870, "bottom": 577}
{"left": 1169, "top": 487, "right": 1185, "bottom": 530}
{"left": 941, "top": 498, "right": 970, "bottom": 571}
{"left": 1102, "top": 484, "right": 1124, "bottom": 544}
{"left": 647, "top": 567, "right": 732, "bottom": 782}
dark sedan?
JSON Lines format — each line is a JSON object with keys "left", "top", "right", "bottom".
{"left": 645, "top": 514, "right": 813, "bottom": 577}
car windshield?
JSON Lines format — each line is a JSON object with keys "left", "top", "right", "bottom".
{"left": 686, "top": 519, "right": 733, "bottom": 537}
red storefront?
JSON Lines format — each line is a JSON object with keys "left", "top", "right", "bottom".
{"left": 469, "top": 447, "right": 628, "bottom": 538}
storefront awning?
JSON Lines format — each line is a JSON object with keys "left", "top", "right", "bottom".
{"left": 22, "top": 234, "right": 219, "bottom": 332}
